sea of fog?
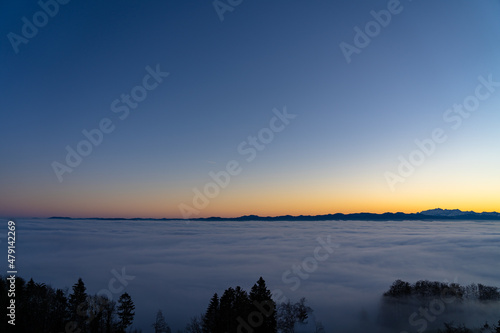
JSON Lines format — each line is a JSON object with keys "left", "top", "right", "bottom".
{"left": 2, "top": 218, "right": 500, "bottom": 332}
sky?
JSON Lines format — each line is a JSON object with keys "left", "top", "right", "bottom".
{"left": 1, "top": 0, "right": 500, "bottom": 218}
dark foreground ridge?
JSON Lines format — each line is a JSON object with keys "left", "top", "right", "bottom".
{"left": 48, "top": 208, "right": 500, "bottom": 221}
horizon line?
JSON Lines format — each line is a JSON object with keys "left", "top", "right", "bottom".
{"left": 3, "top": 208, "right": 500, "bottom": 221}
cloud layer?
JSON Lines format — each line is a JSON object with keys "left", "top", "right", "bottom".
{"left": 3, "top": 218, "right": 499, "bottom": 331}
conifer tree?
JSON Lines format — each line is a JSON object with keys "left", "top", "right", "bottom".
{"left": 69, "top": 278, "right": 89, "bottom": 330}
{"left": 249, "top": 277, "right": 277, "bottom": 333}
{"left": 50, "top": 288, "right": 69, "bottom": 332}
{"left": 202, "top": 293, "right": 220, "bottom": 333}
{"left": 186, "top": 315, "right": 204, "bottom": 333}
{"left": 152, "top": 310, "right": 171, "bottom": 333}
{"left": 219, "top": 287, "right": 236, "bottom": 332}
{"left": 117, "top": 292, "right": 135, "bottom": 332}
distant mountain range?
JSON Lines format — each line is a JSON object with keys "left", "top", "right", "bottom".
{"left": 420, "top": 208, "right": 500, "bottom": 218}
{"left": 49, "top": 209, "right": 500, "bottom": 221}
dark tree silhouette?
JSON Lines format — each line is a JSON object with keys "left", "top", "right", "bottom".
{"left": 0, "top": 276, "right": 120, "bottom": 332}
{"left": 439, "top": 322, "right": 473, "bottom": 333}
{"left": 87, "top": 294, "right": 116, "bottom": 332}
{"left": 383, "top": 279, "right": 500, "bottom": 301}
{"left": 478, "top": 284, "right": 500, "bottom": 301}
{"left": 220, "top": 286, "right": 252, "bottom": 332}
{"left": 26, "top": 279, "right": 52, "bottom": 331}
{"left": 152, "top": 310, "right": 171, "bottom": 333}
{"left": 185, "top": 315, "right": 203, "bottom": 333}
{"left": 219, "top": 286, "right": 236, "bottom": 332}
{"left": 101, "top": 296, "right": 117, "bottom": 332}
{"left": 69, "top": 277, "right": 89, "bottom": 330}
{"left": 202, "top": 293, "right": 220, "bottom": 333}
{"left": 50, "top": 288, "right": 70, "bottom": 332}
{"left": 202, "top": 280, "right": 276, "bottom": 333}
{"left": 276, "top": 298, "right": 310, "bottom": 333}
{"left": 234, "top": 286, "right": 252, "bottom": 322}
{"left": 117, "top": 292, "right": 135, "bottom": 332}
{"left": 249, "top": 277, "right": 277, "bottom": 333}
{"left": 384, "top": 279, "right": 412, "bottom": 297}
{"left": 277, "top": 300, "right": 296, "bottom": 333}
{"left": 4, "top": 274, "right": 500, "bottom": 333}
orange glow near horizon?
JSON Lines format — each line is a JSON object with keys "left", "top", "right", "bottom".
{"left": 2, "top": 164, "right": 498, "bottom": 219}
{"left": 3, "top": 182, "right": 498, "bottom": 219}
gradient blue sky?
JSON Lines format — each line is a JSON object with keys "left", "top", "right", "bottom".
{"left": 1, "top": 0, "right": 500, "bottom": 218}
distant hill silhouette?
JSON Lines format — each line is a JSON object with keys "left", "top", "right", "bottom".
{"left": 49, "top": 209, "right": 500, "bottom": 221}
{"left": 421, "top": 208, "right": 500, "bottom": 218}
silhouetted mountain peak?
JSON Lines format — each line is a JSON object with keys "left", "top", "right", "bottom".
{"left": 420, "top": 208, "right": 500, "bottom": 217}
